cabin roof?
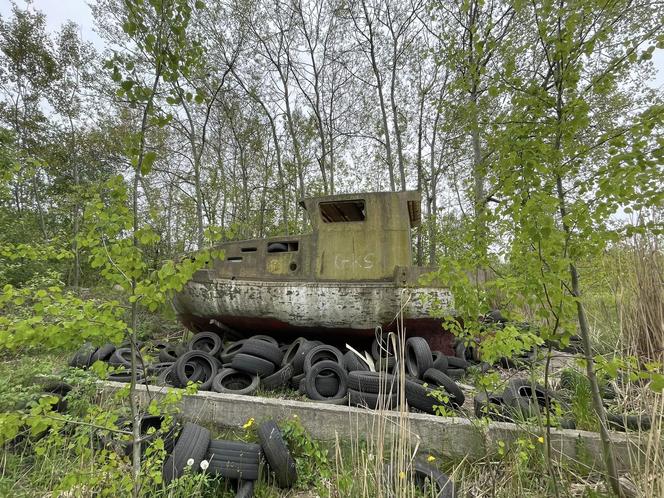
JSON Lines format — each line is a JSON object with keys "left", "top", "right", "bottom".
{"left": 299, "top": 190, "right": 421, "bottom": 227}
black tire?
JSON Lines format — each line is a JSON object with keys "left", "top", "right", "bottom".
{"left": 412, "top": 460, "right": 456, "bottom": 498}
{"left": 304, "top": 360, "right": 348, "bottom": 401}
{"left": 267, "top": 242, "right": 288, "bottom": 253}
{"left": 303, "top": 345, "right": 344, "bottom": 373}
{"left": 220, "top": 340, "right": 248, "bottom": 363}
{"left": 404, "top": 379, "right": 447, "bottom": 414}
{"left": 231, "top": 353, "right": 276, "bottom": 377}
{"left": 343, "top": 351, "right": 369, "bottom": 372}
{"left": 315, "top": 394, "right": 349, "bottom": 405}
{"left": 502, "top": 378, "right": 551, "bottom": 418}
{"left": 375, "top": 355, "right": 396, "bottom": 373}
{"left": 262, "top": 363, "right": 294, "bottom": 390}
{"left": 257, "top": 420, "right": 297, "bottom": 488}
{"left": 178, "top": 360, "right": 204, "bottom": 384}
{"left": 432, "top": 355, "right": 449, "bottom": 372}
{"left": 107, "top": 369, "right": 146, "bottom": 383}
{"left": 372, "top": 334, "right": 396, "bottom": 360}
{"left": 207, "top": 452, "right": 262, "bottom": 469}
{"left": 207, "top": 460, "right": 260, "bottom": 480}
{"left": 108, "top": 347, "right": 134, "bottom": 368}
{"left": 473, "top": 392, "right": 511, "bottom": 421}
{"left": 290, "top": 372, "right": 305, "bottom": 390}
{"left": 282, "top": 337, "right": 306, "bottom": 365}
{"left": 445, "top": 356, "right": 468, "bottom": 369}
{"left": 159, "top": 345, "right": 179, "bottom": 363}
{"left": 189, "top": 332, "right": 223, "bottom": 356}
{"left": 212, "top": 369, "right": 259, "bottom": 395}
{"left": 152, "top": 340, "right": 171, "bottom": 350}
{"left": 70, "top": 343, "right": 98, "bottom": 369}
{"left": 206, "top": 440, "right": 262, "bottom": 480}
{"left": 250, "top": 334, "right": 278, "bottom": 345}
{"left": 347, "top": 371, "right": 398, "bottom": 395}
{"left": 239, "top": 339, "right": 283, "bottom": 366}
{"left": 90, "top": 343, "right": 116, "bottom": 363}
{"left": 454, "top": 341, "right": 467, "bottom": 361}
{"left": 348, "top": 389, "right": 398, "bottom": 409}
{"left": 208, "top": 439, "right": 262, "bottom": 458}
{"left": 286, "top": 339, "right": 318, "bottom": 374}
{"left": 560, "top": 417, "right": 576, "bottom": 429}
{"left": 607, "top": 412, "right": 651, "bottom": 431}
{"left": 446, "top": 368, "right": 465, "bottom": 380}
{"left": 175, "top": 351, "right": 218, "bottom": 391}
{"left": 156, "top": 366, "right": 176, "bottom": 386}
{"left": 422, "top": 369, "right": 465, "bottom": 408}
{"left": 315, "top": 372, "right": 340, "bottom": 397}
{"left": 235, "top": 480, "right": 254, "bottom": 498}
{"left": 147, "top": 362, "right": 176, "bottom": 374}
{"left": 163, "top": 422, "right": 211, "bottom": 483}
{"left": 385, "top": 460, "right": 456, "bottom": 498}
{"left": 405, "top": 337, "right": 433, "bottom": 379}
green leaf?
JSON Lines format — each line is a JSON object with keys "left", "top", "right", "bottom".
{"left": 651, "top": 373, "right": 664, "bottom": 393}
{"left": 141, "top": 151, "right": 157, "bottom": 175}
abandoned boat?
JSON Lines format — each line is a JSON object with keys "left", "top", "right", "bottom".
{"left": 173, "top": 191, "right": 455, "bottom": 353}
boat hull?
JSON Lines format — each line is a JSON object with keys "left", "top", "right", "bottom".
{"left": 173, "top": 277, "right": 456, "bottom": 354}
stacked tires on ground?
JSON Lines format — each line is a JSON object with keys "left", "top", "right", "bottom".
{"left": 96, "top": 417, "right": 297, "bottom": 498}
{"left": 69, "top": 330, "right": 471, "bottom": 415}
{"left": 163, "top": 419, "right": 296, "bottom": 497}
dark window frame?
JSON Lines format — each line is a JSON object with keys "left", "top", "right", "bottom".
{"left": 319, "top": 199, "right": 366, "bottom": 223}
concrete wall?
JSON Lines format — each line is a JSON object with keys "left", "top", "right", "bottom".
{"left": 101, "top": 382, "right": 652, "bottom": 473}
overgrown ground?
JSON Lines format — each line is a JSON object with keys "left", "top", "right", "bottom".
{"left": 1, "top": 280, "right": 662, "bottom": 498}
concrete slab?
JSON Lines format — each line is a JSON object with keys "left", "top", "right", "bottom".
{"left": 100, "top": 381, "right": 652, "bottom": 473}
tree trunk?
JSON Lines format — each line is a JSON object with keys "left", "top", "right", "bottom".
{"left": 65, "top": 113, "right": 81, "bottom": 288}
{"left": 415, "top": 94, "right": 425, "bottom": 265}
{"left": 556, "top": 176, "right": 621, "bottom": 496}
{"left": 193, "top": 156, "right": 204, "bottom": 249}
{"left": 390, "top": 50, "right": 406, "bottom": 191}
{"left": 361, "top": 0, "right": 395, "bottom": 191}
{"left": 282, "top": 76, "right": 307, "bottom": 223}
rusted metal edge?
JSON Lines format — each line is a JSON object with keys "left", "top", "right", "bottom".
{"left": 99, "top": 381, "right": 652, "bottom": 473}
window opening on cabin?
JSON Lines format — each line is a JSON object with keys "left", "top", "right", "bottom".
{"left": 227, "top": 256, "right": 243, "bottom": 262}
{"left": 241, "top": 247, "right": 257, "bottom": 252}
{"left": 319, "top": 200, "right": 366, "bottom": 223}
{"left": 267, "top": 241, "right": 299, "bottom": 253}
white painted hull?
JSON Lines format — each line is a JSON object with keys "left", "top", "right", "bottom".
{"left": 173, "top": 277, "right": 454, "bottom": 331}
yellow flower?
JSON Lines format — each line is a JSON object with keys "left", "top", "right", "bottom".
{"left": 399, "top": 471, "right": 406, "bottom": 480}
{"left": 427, "top": 455, "right": 436, "bottom": 462}
{"left": 537, "top": 436, "right": 544, "bottom": 444}
{"left": 242, "top": 417, "right": 255, "bottom": 429}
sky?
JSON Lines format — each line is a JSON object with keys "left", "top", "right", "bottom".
{"left": 1, "top": 0, "right": 663, "bottom": 88}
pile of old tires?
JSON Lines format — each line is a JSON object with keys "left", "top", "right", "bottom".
{"left": 162, "top": 419, "right": 296, "bottom": 497}
{"left": 473, "top": 378, "right": 558, "bottom": 423}
{"left": 473, "top": 372, "right": 652, "bottom": 432}
{"left": 99, "top": 417, "right": 296, "bottom": 497}
{"left": 70, "top": 332, "right": 470, "bottom": 415}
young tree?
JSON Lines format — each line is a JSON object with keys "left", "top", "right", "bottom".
{"left": 490, "top": 0, "right": 664, "bottom": 493}
{"left": 89, "top": 0, "right": 222, "bottom": 494}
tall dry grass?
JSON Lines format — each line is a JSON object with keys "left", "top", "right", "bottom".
{"left": 334, "top": 291, "right": 454, "bottom": 497}
{"left": 617, "top": 233, "right": 664, "bottom": 497}
{"left": 619, "top": 235, "right": 664, "bottom": 363}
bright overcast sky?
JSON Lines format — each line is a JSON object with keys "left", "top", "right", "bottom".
{"left": 1, "top": 0, "right": 663, "bottom": 88}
